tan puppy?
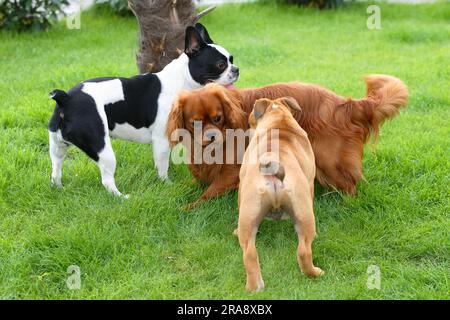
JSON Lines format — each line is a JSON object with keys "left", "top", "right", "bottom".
{"left": 237, "top": 97, "right": 323, "bottom": 292}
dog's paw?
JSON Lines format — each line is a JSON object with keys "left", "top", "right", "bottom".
{"left": 184, "top": 202, "right": 198, "bottom": 211}
{"left": 246, "top": 279, "right": 265, "bottom": 293}
{"left": 51, "top": 178, "right": 63, "bottom": 189}
{"left": 184, "top": 198, "right": 205, "bottom": 211}
{"left": 110, "top": 191, "right": 129, "bottom": 199}
{"left": 309, "top": 267, "right": 324, "bottom": 277}
{"left": 158, "top": 175, "right": 171, "bottom": 183}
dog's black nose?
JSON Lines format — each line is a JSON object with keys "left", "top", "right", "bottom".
{"left": 205, "top": 131, "right": 217, "bottom": 141}
{"left": 232, "top": 66, "right": 239, "bottom": 75}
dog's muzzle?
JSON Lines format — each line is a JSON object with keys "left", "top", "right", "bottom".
{"left": 231, "top": 65, "right": 239, "bottom": 77}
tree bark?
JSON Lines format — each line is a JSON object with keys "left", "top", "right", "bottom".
{"left": 128, "top": 0, "right": 215, "bottom": 73}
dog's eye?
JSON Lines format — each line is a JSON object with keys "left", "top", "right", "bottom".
{"left": 212, "top": 115, "right": 221, "bottom": 124}
{"left": 229, "top": 56, "right": 234, "bottom": 64}
{"left": 217, "top": 62, "right": 226, "bottom": 70}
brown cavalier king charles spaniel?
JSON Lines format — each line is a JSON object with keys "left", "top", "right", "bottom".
{"left": 167, "top": 74, "right": 408, "bottom": 208}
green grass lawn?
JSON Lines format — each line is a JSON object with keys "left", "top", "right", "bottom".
{"left": 0, "top": 2, "right": 449, "bottom": 299}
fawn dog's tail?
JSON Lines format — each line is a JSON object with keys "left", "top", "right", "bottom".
{"left": 258, "top": 152, "right": 285, "bottom": 209}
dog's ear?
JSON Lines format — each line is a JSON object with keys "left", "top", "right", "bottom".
{"left": 194, "top": 23, "right": 213, "bottom": 44}
{"left": 280, "top": 96, "right": 302, "bottom": 114}
{"left": 166, "top": 92, "right": 187, "bottom": 146}
{"left": 253, "top": 98, "right": 272, "bottom": 120}
{"left": 185, "top": 26, "right": 207, "bottom": 57}
{"left": 216, "top": 87, "right": 247, "bottom": 129}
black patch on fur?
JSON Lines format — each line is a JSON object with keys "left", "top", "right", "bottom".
{"left": 102, "top": 74, "right": 161, "bottom": 130}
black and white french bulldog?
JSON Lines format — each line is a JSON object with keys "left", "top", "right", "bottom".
{"left": 48, "top": 23, "right": 239, "bottom": 197}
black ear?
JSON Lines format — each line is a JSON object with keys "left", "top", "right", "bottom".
{"left": 195, "top": 23, "right": 213, "bottom": 44}
{"left": 185, "top": 26, "right": 207, "bottom": 58}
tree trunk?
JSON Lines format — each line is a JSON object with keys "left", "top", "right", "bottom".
{"left": 128, "top": 0, "right": 215, "bottom": 74}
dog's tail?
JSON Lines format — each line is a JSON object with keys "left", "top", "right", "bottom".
{"left": 335, "top": 74, "right": 408, "bottom": 142}
{"left": 48, "top": 89, "right": 70, "bottom": 130}
{"left": 258, "top": 152, "right": 285, "bottom": 209}
{"left": 49, "top": 89, "right": 69, "bottom": 106}
{"left": 259, "top": 155, "right": 285, "bottom": 181}
{"left": 364, "top": 74, "right": 408, "bottom": 138}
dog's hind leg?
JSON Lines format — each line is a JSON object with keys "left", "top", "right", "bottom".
{"left": 237, "top": 202, "right": 265, "bottom": 292}
{"left": 49, "top": 130, "right": 68, "bottom": 188}
{"left": 292, "top": 198, "right": 324, "bottom": 278}
{"left": 97, "top": 141, "right": 127, "bottom": 198}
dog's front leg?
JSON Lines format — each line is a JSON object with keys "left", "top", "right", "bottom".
{"left": 186, "top": 166, "right": 240, "bottom": 210}
{"left": 152, "top": 136, "right": 170, "bottom": 181}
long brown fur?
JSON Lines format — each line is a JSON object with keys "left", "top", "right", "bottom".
{"left": 167, "top": 74, "right": 408, "bottom": 206}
